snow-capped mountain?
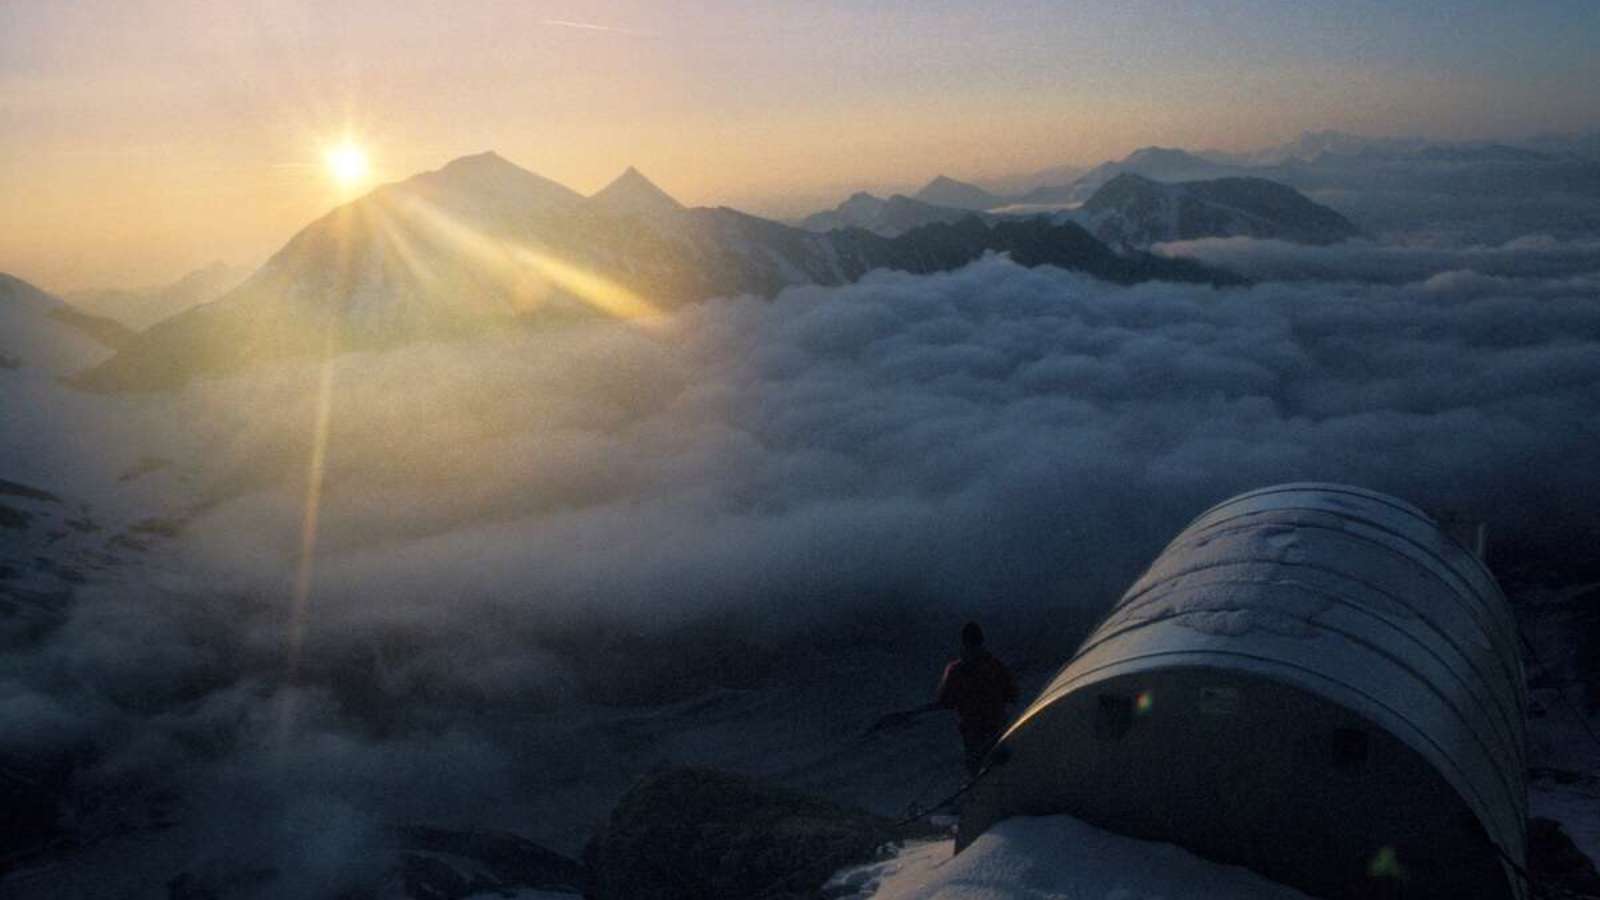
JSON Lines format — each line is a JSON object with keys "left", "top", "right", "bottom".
{"left": 1068, "top": 173, "right": 1361, "bottom": 248}
{"left": 0, "top": 273, "right": 130, "bottom": 376}
{"left": 75, "top": 153, "right": 1236, "bottom": 391}
{"left": 913, "top": 175, "right": 1004, "bottom": 211}
{"left": 799, "top": 192, "right": 976, "bottom": 235}
{"left": 66, "top": 261, "right": 250, "bottom": 330}
{"left": 0, "top": 274, "right": 148, "bottom": 506}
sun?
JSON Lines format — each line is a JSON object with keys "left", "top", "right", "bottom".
{"left": 324, "top": 142, "right": 370, "bottom": 188}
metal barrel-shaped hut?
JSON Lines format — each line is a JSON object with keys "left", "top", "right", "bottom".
{"left": 958, "top": 483, "right": 1527, "bottom": 899}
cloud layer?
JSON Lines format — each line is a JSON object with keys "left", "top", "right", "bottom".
{"left": 7, "top": 252, "right": 1600, "bottom": 893}
{"left": 1157, "top": 233, "right": 1600, "bottom": 284}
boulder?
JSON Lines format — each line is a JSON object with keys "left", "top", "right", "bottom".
{"left": 586, "top": 767, "right": 931, "bottom": 899}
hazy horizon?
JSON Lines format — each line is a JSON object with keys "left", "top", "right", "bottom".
{"left": 6, "top": 0, "right": 1600, "bottom": 291}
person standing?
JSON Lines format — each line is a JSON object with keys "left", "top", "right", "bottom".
{"left": 935, "top": 622, "right": 1019, "bottom": 777}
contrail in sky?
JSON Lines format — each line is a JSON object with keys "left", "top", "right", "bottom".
{"left": 540, "top": 19, "right": 647, "bottom": 36}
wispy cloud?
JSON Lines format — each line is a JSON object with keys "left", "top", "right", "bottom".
{"left": 539, "top": 18, "right": 647, "bottom": 37}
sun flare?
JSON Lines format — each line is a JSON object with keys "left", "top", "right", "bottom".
{"left": 324, "top": 142, "right": 370, "bottom": 188}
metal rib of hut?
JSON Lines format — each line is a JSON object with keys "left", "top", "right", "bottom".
{"left": 958, "top": 483, "right": 1527, "bottom": 900}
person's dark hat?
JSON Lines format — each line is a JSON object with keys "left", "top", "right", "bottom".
{"left": 961, "top": 621, "right": 985, "bottom": 647}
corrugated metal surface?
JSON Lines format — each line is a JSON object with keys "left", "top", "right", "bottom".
{"left": 959, "top": 483, "right": 1527, "bottom": 899}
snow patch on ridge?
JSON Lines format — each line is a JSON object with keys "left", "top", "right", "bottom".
{"left": 827, "top": 814, "right": 1309, "bottom": 899}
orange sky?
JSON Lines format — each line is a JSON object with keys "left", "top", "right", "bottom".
{"left": 3, "top": 0, "right": 1598, "bottom": 291}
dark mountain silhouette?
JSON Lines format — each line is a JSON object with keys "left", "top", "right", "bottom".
{"left": 1075, "top": 173, "right": 1361, "bottom": 247}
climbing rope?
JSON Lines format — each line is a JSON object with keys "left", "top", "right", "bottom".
{"left": 897, "top": 763, "right": 955, "bottom": 822}
{"left": 888, "top": 752, "right": 1007, "bottom": 830}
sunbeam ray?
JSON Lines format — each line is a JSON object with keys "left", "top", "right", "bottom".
{"left": 275, "top": 328, "right": 338, "bottom": 747}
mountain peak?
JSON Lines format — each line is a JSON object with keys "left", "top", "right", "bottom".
{"left": 1122, "top": 146, "right": 1202, "bottom": 165}
{"left": 589, "top": 167, "right": 684, "bottom": 217}
{"left": 913, "top": 176, "right": 1000, "bottom": 212}
{"left": 416, "top": 150, "right": 563, "bottom": 190}
{"left": 437, "top": 150, "right": 517, "bottom": 174}
{"left": 402, "top": 151, "right": 585, "bottom": 214}
{"left": 838, "top": 192, "right": 885, "bottom": 215}
{"left": 1081, "top": 173, "right": 1164, "bottom": 211}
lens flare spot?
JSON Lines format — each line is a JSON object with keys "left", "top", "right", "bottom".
{"left": 324, "top": 142, "right": 370, "bottom": 188}
{"left": 1367, "top": 845, "right": 1406, "bottom": 881}
{"left": 1135, "top": 690, "right": 1154, "bottom": 715}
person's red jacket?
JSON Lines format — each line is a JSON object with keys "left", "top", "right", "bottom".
{"left": 936, "top": 649, "right": 1018, "bottom": 739}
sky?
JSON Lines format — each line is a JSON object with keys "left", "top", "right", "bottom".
{"left": 3, "top": 0, "right": 1599, "bottom": 291}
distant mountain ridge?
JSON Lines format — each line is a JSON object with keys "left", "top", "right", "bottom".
{"left": 799, "top": 192, "right": 977, "bottom": 235}
{"left": 76, "top": 153, "right": 1238, "bottom": 392}
{"left": 913, "top": 176, "right": 1004, "bottom": 211}
{"left": 68, "top": 261, "right": 250, "bottom": 330}
{"left": 1070, "top": 173, "right": 1361, "bottom": 248}
{"left": 801, "top": 146, "right": 1304, "bottom": 217}
{"left": 977, "top": 162, "right": 1088, "bottom": 198}
{"left": 831, "top": 130, "right": 1600, "bottom": 219}
{"left": 799, "top": 148, "right": 1363, "bottom": 247}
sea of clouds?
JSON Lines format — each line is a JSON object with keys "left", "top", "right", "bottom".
{"left": 1157, "top": 233, "right": 1600, "bottom": 284}
{"left": 6, "top": 247, "right": 1600, "bottom": 894}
